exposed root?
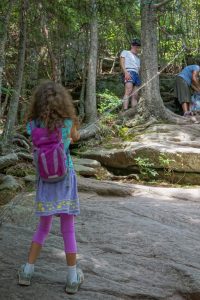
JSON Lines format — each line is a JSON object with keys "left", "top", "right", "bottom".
{"left": 79, "top": 122, "right": 100, "bottom": 140}
{"left": 164, "top": 109, "right": 191, "bottom": 124}
{"left": 127, "top": 117, "right": 159, "bottom": 134}
{"left": 125, "top": 106, "right": 198, "bottom": 131}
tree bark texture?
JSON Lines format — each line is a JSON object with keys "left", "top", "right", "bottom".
{"left": 39, "top": 3, "right": 61, "bottom": 83}
{"left": 85, "top": 0, "right": 98, "bottom": 124}
{"left": 79, "top": 29, "right": 89, "bottom": 120}
{"left": 0, "top": 0, "right": 14, "bottom": 116}
{"left": 140, "top": 1, "right": 168, "bottom": 120}
{"left": 42, "top": 23, "right": 61, "bottom": 83}
{"left": 139, "top": 0, "right": 189, "bottom": 125}
{"left": 3, "top": 0, "right": 29, "bottom": 144}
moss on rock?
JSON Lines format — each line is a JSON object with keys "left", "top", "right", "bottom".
{"left": 6, "top": 163, "right": 35, "bottom": 177}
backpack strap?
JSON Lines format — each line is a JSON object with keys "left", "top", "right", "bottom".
{"left": 30, "top": 119, "right": 41, "bottom": 131}
{"left": 30, "top": 120, "right": 35, "bottom": 131}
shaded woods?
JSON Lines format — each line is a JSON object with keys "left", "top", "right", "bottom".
{"left": 1, "top": 0, "right": 200, "bottom": 141}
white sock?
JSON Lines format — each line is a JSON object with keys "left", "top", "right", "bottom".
{"left": 24, "top": 263, "right": 34, "bottom": 274}
{"left": 67, "top": 265, "right": 77, "bottom": 283}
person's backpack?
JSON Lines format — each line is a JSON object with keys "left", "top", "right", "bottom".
{"left": 191, "top": 92, "right": 200, "bottom": 112}
{"left": 30, "top": 121, "right": 67, "bottom": 183}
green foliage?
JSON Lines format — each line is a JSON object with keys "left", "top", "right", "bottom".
{"left": 157, "top": 0, "right": 200, "bottom": 66}
{"left": 97, "top": 90, "right": 121, "bottom": 139}
{"left": 135, "top": 156, "right": 158, "bottom": 179}
{"left": 97, "top": 90, "right": 136, "bottom": 141}
{"left": 1, "top": 87, "right": 14, "bottom": 96}
{"left": 159, "top": 153, "right": 175, "bottom": 178}
{"left": 97, "top": 89, "right": 121, "bottom": 114}
{"left": 98, "top": 114, "right": 117, "bottom": 136}
{"left": 2, "top": 0, "right": 200, "bottom": 135}
{"left": 97, "top": 91, "right": 134, "bottom": 141}
{"left": 115, "top": 125, "right": 129, "bottom": 139}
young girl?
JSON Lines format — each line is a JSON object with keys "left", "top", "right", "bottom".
{"left": 18, "top": 80, "right": 84, "bottom": 294}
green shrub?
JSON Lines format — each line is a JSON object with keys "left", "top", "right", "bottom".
{"left": 135, "top": 156, "right": 158, "bottom": 179}
{"left": 97, "top": 90, "right": 121, "bottom": 114}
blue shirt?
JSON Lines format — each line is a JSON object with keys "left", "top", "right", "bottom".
{"left": 178, "top": 65, "right": 200, "bottom": 86}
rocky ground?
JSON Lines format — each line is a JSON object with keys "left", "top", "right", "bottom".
{"left": 0, "top": 177, "right": 200, "bottom": 300}
{"left": 79, "top": 123, "right": 200, "bottom": 185}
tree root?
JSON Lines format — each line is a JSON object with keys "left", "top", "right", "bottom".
{"left": 79, "top": 122, "right": 100, "bottom": 140}
{"left": 126, "top": 106, "right": 197, "bottom": 131}
{"left": 127, "top": 116, "right": 159, "bottom": 134}
{"left": 164, "top": 109, "right": 191, "bottom": 124}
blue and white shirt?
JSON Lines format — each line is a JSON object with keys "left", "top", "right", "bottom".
{"left": 120, "top": 50, "right": 140, "bottom": 74}
{"left": 178, "top": 65, "right": 200, "bottom": 86}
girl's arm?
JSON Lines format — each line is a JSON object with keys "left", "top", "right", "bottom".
{"left": 70, "top": 125, "right": 80, "bottom": 143}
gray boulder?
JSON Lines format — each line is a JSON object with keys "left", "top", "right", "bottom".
{"left": 79, "top": 124, "right": 200, "bottom": 184}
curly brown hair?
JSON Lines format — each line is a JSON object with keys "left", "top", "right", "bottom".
{"left": 27, "top": 80, "right": 78, "bottom": 131}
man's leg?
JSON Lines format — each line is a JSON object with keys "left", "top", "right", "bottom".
{"left": 182, "top": 102, "right": 190, "bottom": 114}
{"left": 122, "top": 82, "right": 133, "bottom": 110}
{"left": 131, "top": 86, "right": 139, "bottom": 108}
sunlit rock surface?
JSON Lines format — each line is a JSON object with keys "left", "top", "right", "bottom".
{"left": 1, "top": 177, "right": 200, "bottom": 299}
{"left": 80, "top": 124, "right": 200, "bottom": 184}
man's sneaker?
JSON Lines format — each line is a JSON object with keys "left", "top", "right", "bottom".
{"left": 18, "top": 264, "right": 33, "bottom": 286}
{"left": 184, "top": 111, "right": 193, "bottom": 117}
{"left": 65, "top": 268, "right": 84, "bottom": 294}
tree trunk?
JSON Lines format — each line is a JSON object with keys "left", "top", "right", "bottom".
{"left": 27, "top": 48, "right": 39, "bottom": 90}
{"left": 3, "top": 0, "right": 29, "bottom": 144}
{"left": 79, "top": 29, "right": 89, "bottom": 121}
{"left": 42, "top": 24, "right": 61, "bottom": 83}
{"left": 139, "top": 1, "right": 167, "bottom": 120}
{"left": 40, "top": 5, "right": 61, "bottom": 83}
{"left": 137, "top": 0, "right": 185, "bottom": 124}
{"left": 0, "top": 0, "right": 14, "bottom": 116}
{"left": 85, "top": 0, "right": 98, "bottom": 124}
{"left": 79, "top": 58, "right": 87, "bottom": 121}
{"left": 19, "top": 47, "right": 39, "bottom": 123}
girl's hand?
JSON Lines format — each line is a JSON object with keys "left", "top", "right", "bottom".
{"left": 70, "top": 125, "right": 80, "bottom": 142}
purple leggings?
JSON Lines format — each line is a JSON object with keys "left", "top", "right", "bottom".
{"left": 32, "top": 214, "right": 77, "bottom": 253}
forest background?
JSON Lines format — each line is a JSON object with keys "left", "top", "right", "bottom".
{"left": 0, "top": 0, "right": 200, "bottom": 145}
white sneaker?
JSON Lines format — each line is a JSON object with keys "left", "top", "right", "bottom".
{"left": 18, "top": 264, "right": 33, "bottom": 286}
{"left": 65, "top": 268, "right": 84, "bottom": 294}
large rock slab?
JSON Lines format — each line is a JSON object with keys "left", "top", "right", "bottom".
{"left": 79, "top": 124, "right": 200, "bottom": 179}
{"left": 1, "top": 179, "right": 200, "bottom": 299}
{"left": 77, "top": 176, "right": 134, "bottom": 196}
{"left": 73, "top": 157, "right": 101, "bottom": 169}
{"left": 73, "top": 157, "right": 103, "bottom": 177}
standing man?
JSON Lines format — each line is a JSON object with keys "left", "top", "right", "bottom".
{"left": 174, "top": 64, "right": 200, "bottom": 116}
{"left": 120, "top": 38, "right": 141, "bottom": 110}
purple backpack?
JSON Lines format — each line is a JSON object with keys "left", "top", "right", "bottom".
{"left": 30, "top": 121, "right": 67, "bottom": 182}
